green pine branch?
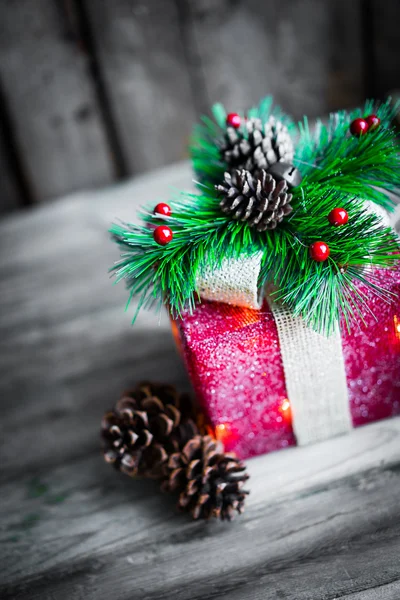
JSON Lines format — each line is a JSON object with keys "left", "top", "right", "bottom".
{"left": 294, "top": 99, "right": 400, "bottom": 211}
{"left": 111, "top": 184, "right": 399, "bottom": 334}
{"left": 111, "top": 188, "right": 271, "bottom": 320}
{"left": 111, "top": 96, "right": 400, "bottom": 335}
{"left": 261, "top": 190, "right": 399, "bottom": 333}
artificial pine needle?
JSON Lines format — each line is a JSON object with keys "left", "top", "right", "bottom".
{"left": 110, "top": 96, "right": 400, "bottom": 335}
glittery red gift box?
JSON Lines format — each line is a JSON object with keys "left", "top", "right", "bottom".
{"left": 175, "top": 266, "right": 400, "bottom": 459}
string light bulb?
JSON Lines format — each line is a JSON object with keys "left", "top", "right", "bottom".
{"left": 279, "top": 398, "right": 292, "bottom": 423}
{"left": 394, "top": 315, "right": 400, "bottom": 340}
{"left": 215, "top": 423, "right": 234, "bottom": 446}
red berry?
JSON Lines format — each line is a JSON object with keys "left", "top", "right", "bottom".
{"left": 328, "top": 207, "right": 349, "bottom": 226}
{"left": 365, "top": 114, "right": 381, "bottom": 131}
{"left": 226, "top": 112, "right": 241, "bottom": 128}
{"left": 350, "top": 118, "right": 369, "bottom": 136}
{"left": 153, "top": 225, "right": 173, "bottom": 246}
{"left": 310, "top": 241, "right": 330, "bottom": 262}
{"left": 154, "top": 202, "right": 171, "bottom": 217}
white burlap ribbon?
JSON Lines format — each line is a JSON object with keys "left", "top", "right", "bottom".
{"left": 268, "top": 299, "right": 352, "bottom": 444}
{"left": 196, "top": 253, "right": 264, "bottom": 310}
{"left": 195, "top": 201, "right": 398, "bottom": 446}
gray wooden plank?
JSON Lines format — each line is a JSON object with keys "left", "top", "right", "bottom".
{"left": 0, "top": 162, "right": 193, "bottom": 480}
{"left": 178, "top": 0, "right": 365, "bottom": 118}
{"left": 83, "top": 0, "right": 196, "bottom": 174}
{"left": 0, "top": 163, "right": 399, "bottom": 599}
{"left": 345, "top": 583, "right": 400, "bottom": 600}
{"left": 0, "top": 0, "right": 115, "bottom": 202}
{"left": 0, "top": 127, "right": 21, "bottom": 213}
{"left": 0, "top": 77, "right": 31, "bottom": 213}
{"left": 0, "top": 422, "right": 399, "bottom": 599}
{"left": 370, "top": 0, "right": 400, "bottom": 98}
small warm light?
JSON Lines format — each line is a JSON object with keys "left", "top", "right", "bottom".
{"left": 394, "top": 315, "right": 400, "bottom": 341}
{"left": 213, "top": 422, "right": 238, "bottom": 451}
{"left": 279, "top": 398, "right": 292, "bottom": 424}
{"left": 215, "top": 423, "right": 232, "bottom": 444}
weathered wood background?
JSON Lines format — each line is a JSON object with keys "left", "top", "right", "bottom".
{"left": 0, "top": 0, "right": 399, "bottom": 215}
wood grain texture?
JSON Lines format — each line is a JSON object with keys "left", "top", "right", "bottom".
{"left": 83, "top": 0, "right": 196, "bottom": 174}
{"left": 0, "top": 163, "right": 399, "bottom": 599}
{"left": 0, "top": 0, "right": 115, "bottom": 203}
{"left": 178, "top": 0, "right": 365, "bottom": 119}
{"left": 1, "top": 0, "right": 400, "bottom": 216}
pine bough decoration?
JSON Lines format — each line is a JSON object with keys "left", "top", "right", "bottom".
{"left": 110, "top": 97, "right": 400, "bottom": 335}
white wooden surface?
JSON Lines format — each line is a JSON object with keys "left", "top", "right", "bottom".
{"left": 0, "top": 162, "right": 399, "bottom": 599}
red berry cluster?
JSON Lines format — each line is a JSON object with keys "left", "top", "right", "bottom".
{"left": 155, "top": 111, "right": 355, "bottom": 264}
{"left": 153, "top": 203, "right": 173, "bottom": 246}
{"left": 312, "top": 116, "right": 381, "bottom": 261}
{"left": 350, "top": 114, "right": 380, "bottom": 137}
{"left": 309, "top": 207, "right": 349, "bottom": 262}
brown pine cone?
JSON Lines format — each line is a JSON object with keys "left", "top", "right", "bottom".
{"left": 220, "top": 116, "right": 294, "bottom": 174}
{"left": 217, "top": 168, "right": 293, "bottom": 231}
{"left": 101, "top": 382, "right": 198, "bottom": 478}
{"left": 162, "top": 435, "right": 249, "bottom": 520}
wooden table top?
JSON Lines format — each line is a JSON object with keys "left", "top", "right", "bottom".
{"left": 1, "top": 162, "right": 400, "bottom": 600}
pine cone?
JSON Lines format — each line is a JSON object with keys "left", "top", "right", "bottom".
{"left": 162, "top": 435, "right": 249, "bottom": 520}
{"left": 220, "top": 116, "right": 294, "bottom": 174}
{"left": 101, "top": 382, "right": 198, "bottom": 478}
{"left": 217, "top": 168, "right": 293, "bottom": 231}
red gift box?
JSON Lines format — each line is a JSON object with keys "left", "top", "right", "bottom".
{"left": 175, "top": 266, "right": 400, "bottom": 459}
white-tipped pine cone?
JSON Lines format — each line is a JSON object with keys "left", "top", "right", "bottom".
{"left": 220, "top": 116, "right": 294, "bottom": 174}
{"left": 217, "top": 168, "right": 293, "bottom": 231}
